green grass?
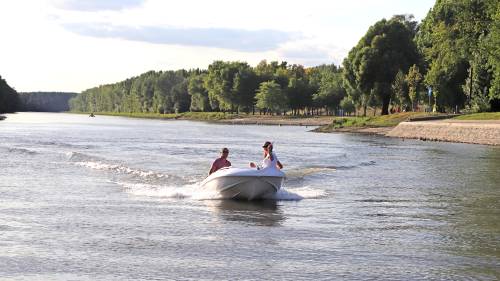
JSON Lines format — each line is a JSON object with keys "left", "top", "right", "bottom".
{"left": 316, "top": 112, "right": 444, "bottom": 132}
{"left": 453, "top": 112, "right": 500, "bottom": 120}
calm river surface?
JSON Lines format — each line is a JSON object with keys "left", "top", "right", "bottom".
{"left": 1, "top": 112, "right": 499, "bottom": 280}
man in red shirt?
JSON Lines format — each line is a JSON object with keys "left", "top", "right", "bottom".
{"left": 208, "top": 148, "right": 231, "bottom": 175}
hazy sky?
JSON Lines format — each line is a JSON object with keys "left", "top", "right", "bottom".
{"left": 0, "top": 0, "right": 435, "bottom": 92}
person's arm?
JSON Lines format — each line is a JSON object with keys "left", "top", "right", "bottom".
{"left": 277, "top": 160, "right": 283, "bottom": 169}
{"left": 208, "top": 161, "right": 217, "bottom": 175}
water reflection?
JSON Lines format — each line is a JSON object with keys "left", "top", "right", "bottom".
{"left": 205, "top": 200, "right": 285, "bottom": 226}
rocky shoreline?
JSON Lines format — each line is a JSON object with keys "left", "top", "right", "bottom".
{"left": 149, "top": 114, "right": 500, "bottom": 146}
{"left": 386, "top": 120, "right": 500, "bottom": 146}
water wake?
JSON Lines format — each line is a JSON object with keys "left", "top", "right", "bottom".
{"left": 0, "top": 146, "right": 38, "bottom": 155}
{"left": 265, "top": 186, "right": 328, "bottom": 200}
{"left": 114, "top": 181, "right": 326, "bottom": 201}
{"left": 67, "top": 152, "right": 178, "bottom": 181}
{"left": 68, "top": 151, "right": 327, "bottom": 201}
{"left": 116, "top": 182, "right": 201, "bottom": 199}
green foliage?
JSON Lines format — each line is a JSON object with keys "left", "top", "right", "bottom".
{"left": 0, "top": 75, "right": 19, "bottom": 113}
{"left": 255, "top": 81, "right": 288, "bottom": 114}
{"left": 204, "top": 61, "right": 258, "bottom": 113}
{"left": 70, "top": 70, "right": 190, "bottom": 114}
{"left": 313, "top": 70, "right": 346, "bottom": 114}
{"left": 406, "top": 65, "right": 423, "bottom": 111}
{"left": 340, "top": 97, "right": 356, "bottom": 115}
{"left": 487, "top": 4, "right": 500, "bottom": 101}
{"left": 19, "top": 92, "right": 77, "bottom": 112}
{"left": 188, "top": 73, "right": 210, "bottom": 112}
{"left": 317, "top": 112, "right": 441, "bottom": 132}
{"left": 343, "top": 15, "right": 420, "bottom": 115}
{"left": 454, "top": 112, "right": 500, "bottom": 120}
{"left": 418, "top": 0, "right": 498, "bottom": 111}
{"left": 391, "top": 70, "right": 410, "bottom": 110}
{"left": 88, "top": 111, "right": 235, "bottom": 121}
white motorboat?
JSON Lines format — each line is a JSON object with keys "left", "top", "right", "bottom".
{"left": 200, "top": 167, "right": 285, "bottom": 200}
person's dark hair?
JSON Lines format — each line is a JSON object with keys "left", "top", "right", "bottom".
{"left": 222, "top": 148, "right": 229, "bottom": 153}
{"left": 263, "top": 141, "right": 274, "bottom": 161}
{"left": 268, "top": 143, "right": 274, "bottom": 161}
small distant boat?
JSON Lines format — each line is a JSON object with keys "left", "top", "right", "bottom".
{"left": 201, "top": 167, "right": 285, "bottom": 200}
{"left": 89, "top": 113, "right": 95, "bottom": 117}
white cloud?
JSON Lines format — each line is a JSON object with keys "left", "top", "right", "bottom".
{"left": 53, "top": 0, "right": 144, "bottom": 11}
{"left": 0, "top": 0, "right": 436, "bottom": 92}
{"left": 61, "top": 23, "right": 297, "bottom": 52}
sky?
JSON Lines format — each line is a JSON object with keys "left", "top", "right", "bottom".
{"left": 0, "top": 0, "right": 436, "bottom": 92}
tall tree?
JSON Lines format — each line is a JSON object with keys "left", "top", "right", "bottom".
{"left": 188, "top": 73, "right": 210, "bottom": 112}
{"left": 313, "top": 71, "right": 346, "bottom": 115}
{"left": 417, "top": 0, "right": 497, "bottom": 112}
{"left": 406, "top": 65, "right": 423, "bottom": 111}
{"left": 392, "top": 70, "right": 409, "bottom": 111}
{"left": 255, "top": 81, "right": 288, "bottom": 115}
{"left": 343, "top": 15, "right": 420, "bottom": 115}
{"left": 0, "top": 75, "right": 19, "bottom": 113}
{"left": 204, "top": 61, "right": 258, "bottom": 112}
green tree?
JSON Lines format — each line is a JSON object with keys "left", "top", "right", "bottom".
{"left": 340, "top": 97, "right": 356, "bottom": 115}
{"left": 487, "top": 4, "right": 500, "bottom": 107}
{"left": 417, "top": 0, "right": 497, "bottom": 111}
{"left": 0, "top": 75, "right": 19, "bottom": 113}
{"left": 255, "top": 81, "right": 288, "bottom": 115}
{"left": 313, "top": 71, "right": 346, "bottom": 115}
{"left": 188, "top": 73, "right": 210, "bottom": 112}
{"left": 343, "top": 15, "right": 420, "bottom": 115}
{"left": 232, "top": 66, "right": 259, "bottom": 113}
{"left": 406, "top": 65, "right": 423, "bottom": 111}
{"left": 392, "top": 70, "right": 410, "bottom": 111}
{"left": 204, "top": 61, "right": 258, "bottom": 113}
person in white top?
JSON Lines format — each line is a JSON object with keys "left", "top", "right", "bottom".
{"left": 250, "top": 141, "right": 283, "bottom": 170}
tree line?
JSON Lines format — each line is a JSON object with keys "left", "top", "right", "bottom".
{"left": 19, "top": 92, "right": 78, "bottom": 112}
{"left": 69, "top": 62, "right": 351, "bottom": 115}
{"left": 69, "top": 0, "right": 500, "bottom": 115}
{"left": 0, "top": 75, "right": 19, "bottom": 114}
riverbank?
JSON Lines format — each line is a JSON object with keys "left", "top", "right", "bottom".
{"left": 387, "top": 119, "right": 500, "bottom": 145}
{"left": 76, "top": 111, "right": 500, "bottom": 145}
{"left": 313, "top": 112, "right": 500, "bottom": 145}
{"left": 75, "top": 111, "right": 334, "bottom": 126}
{"left": 313, "top": 112, "right": 443, "bottom": 134}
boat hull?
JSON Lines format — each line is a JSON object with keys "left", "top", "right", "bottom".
{"left": 201, "top": 168, "right": 285, "bottom": 200}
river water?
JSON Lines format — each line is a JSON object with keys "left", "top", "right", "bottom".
{"left": 1, "top": 112, "right": 499, "bottom": 280}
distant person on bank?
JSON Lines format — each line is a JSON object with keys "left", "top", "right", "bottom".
{"left": 209, "top": 148, "right": 231, "bottom": 175}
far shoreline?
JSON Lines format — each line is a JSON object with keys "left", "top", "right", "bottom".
{"left": 69, "top": 111, "right": 500, "bottom": 146}
{"left": 71, "top": 111, "right": 334, "bottom": 127}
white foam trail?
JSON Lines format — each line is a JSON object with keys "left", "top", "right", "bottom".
{"left": 115, "top": 181, "right": 223, "bottom": 200}
{"left": 1, "top": 146, "right": 38, "bottom": 155}
{"left": 118, "top": 182, "right": 193, "bottom": 199}
{"left": 114, "top": 181, "right": 326, "bottom": 201}
{"left": 265, "top": 186, "right": 328, "bottom": 200}
{"left": 74, "top": 161, "right": 169, "bottom": 179}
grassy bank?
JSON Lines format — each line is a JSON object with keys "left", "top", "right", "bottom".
{"left": 453, "top": 112, "right": 500, "bottom": 120}
{"left": 77, "top": 111, "right": 238, "bottom": 121}
{"left": 72, "top": 111, "right": 335, "bottom": 126}
{"left": 314, "top": 112, "right": 441, "bottom": 132}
